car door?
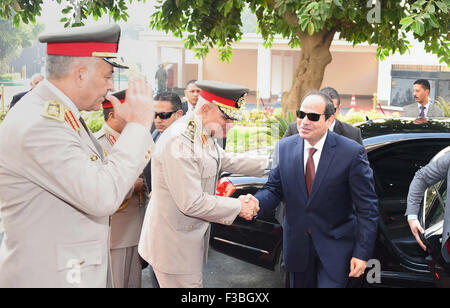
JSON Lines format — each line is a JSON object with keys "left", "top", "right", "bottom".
{"left": 421, "top": 146, "right": 450, "bottom": 287}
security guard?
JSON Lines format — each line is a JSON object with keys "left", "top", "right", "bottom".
{"left": 95, "top": 90, "right": 148, "bottom": 288}
{"left": 138, "top": 80, "right": 268, "bottom": 288}
{"left": 0, "top": 24, "right": 154, "bottom": 287}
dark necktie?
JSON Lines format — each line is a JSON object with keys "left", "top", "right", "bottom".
{"left": 419, "top": 106, "right": 425, "bottom": 118}
{"left": 305, "top": 147, "right": 317, "bottom": 196}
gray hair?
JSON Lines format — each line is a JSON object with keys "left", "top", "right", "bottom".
{"left": 46, "top": 55, "right": 97, "bottom": 80}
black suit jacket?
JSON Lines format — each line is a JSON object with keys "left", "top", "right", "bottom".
{"left": 283, "top": 119, "right": 363, "bottom": 145}
{"left": 9, "top": 90, "right": 30, "bottom": 109}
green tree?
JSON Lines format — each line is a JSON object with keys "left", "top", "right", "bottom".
{"left": 0, "top": 18, "right": 44, "bottom": 73}
{"left": 2, "top": 0, "right": 448, "bottom": 113}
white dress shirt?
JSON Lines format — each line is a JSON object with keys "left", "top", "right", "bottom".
{"left": 329, "top": 119, "right": 336, "bottom": 132}
{"left": 417, "top": 100, "right": 432, "bottom": 118}
{"left": 303, "top": 131, "right": 328, "bottom": 173}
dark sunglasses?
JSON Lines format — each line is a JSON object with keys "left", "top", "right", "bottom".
{"left": 154, "top": 110, "right": 178, "bottom": 120}
{"left": 296, "top": 110, "right": 328, "bottom": 122}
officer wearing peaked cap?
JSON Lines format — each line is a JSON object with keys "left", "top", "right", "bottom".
{"left": 0, "top": 24, "right": 155, "bottom": 288}
{"left": 95, "top": 89, "right": 148, "bottom": 288}
{"left": 138, "top": 80, "right": 269, "bottom": 288}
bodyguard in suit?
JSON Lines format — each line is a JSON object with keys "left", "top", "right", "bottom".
{"left": 401, "top": 79, "right": 444, "bottom": 118}
{"left": 253, "top": 91, "right": 379, "bottom": 288}
{"left": 138, "top": 81, "right": 266, "bottom": 288}
{"left": 95, "top": 90, "right": 149, "bottom": 288}
{"left": 405, "top": 151, "right": 450, "bottom": 262}
{"left": 181, "top": 79, "right": 201, "bottom": 115}
{"left": 283, "top": 87, "right": 363, "bottom": 145}
{"left": 142, "top": 91, "right": 184, "bottom": 195}
{"left": 0, "top": 25, "right": 155, "bottom": 288}
{"left": 9, "top": 73, "right": 44, "bottom": 109}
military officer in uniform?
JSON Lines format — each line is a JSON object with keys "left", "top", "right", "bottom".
{"left": 95, "top": 90, "right": 148, "bottom": 288}
{"left": 138, "top": 80, "right": 268, "bottom": 288}
{"left": 0, "top": 24, "right": 155, "bottom": 287}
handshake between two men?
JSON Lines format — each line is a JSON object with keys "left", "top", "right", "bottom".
{"left": 237, "top": 194, "right": 260, "bottom": 221}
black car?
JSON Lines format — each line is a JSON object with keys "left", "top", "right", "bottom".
{"left": 211, "top": 118, "right": 450, "bottom": 287}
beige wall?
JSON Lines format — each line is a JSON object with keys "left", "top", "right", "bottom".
{"left": 200, "top": 48, "right": 377, "bottom": 96}
{"left": 184, "top": 63, "right": 198, "bottom": 85}
{"left": 322, "top": 51, "right": 378, "bottom": 96}
{"left": 203, "top": 49, "right": 258, "bottom": 90}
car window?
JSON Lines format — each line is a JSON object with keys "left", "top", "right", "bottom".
{"left": 369, "top": 140, "right": 448, "bottom": 225}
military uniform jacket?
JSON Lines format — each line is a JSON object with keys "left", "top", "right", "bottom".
{"left": 95, "top": 124, "right": 147, "bottom": 250}
{"left": 0, "top": 80, "right": 154, "bottom": 287}
{"left": 138, "top": 113, "right": 268, "bottom": 274}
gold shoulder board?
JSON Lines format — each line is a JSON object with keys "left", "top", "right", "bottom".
{"left": 181, "top": 120, "right": 196, "bottom": 143}
{"left": 41, "top": 100, "right": 65, "bottom": 122}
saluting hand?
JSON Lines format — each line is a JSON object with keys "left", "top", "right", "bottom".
{"left": 106, "top": 77, "right": 154, "bottom": 130}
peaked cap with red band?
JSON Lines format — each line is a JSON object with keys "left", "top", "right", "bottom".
{"left": 39, "top": 24, "right": 128, "bottom": 69}
{"left": 102, "top": 89, "right": 126, "bottom": 109}
{"left": 196, "top": 80, "right": 248, "bottom": 121}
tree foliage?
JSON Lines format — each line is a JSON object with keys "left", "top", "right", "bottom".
{"left": 148, "top": 0, "right": 449, "bottom": 64}
{"left": 3, "top": 1, "right": 447, "bottom": 64}
{"left": 2, "top": 0, "right": 448, "bottom": 111}
{"left": 0, "top": 17, "right": 44, "bottom": 73}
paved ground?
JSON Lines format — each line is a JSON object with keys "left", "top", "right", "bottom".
{"left": 0, "top": 215, "right": 283, "bottom": 288}
{"left": 141, "top": 247, "right": 284, "bottom": 288}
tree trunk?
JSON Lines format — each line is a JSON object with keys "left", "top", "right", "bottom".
{"left": 282, "top": 28, "right": 336, "bottom": 116}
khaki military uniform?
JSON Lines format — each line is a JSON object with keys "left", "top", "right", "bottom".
{"left": 95, "top": 124, "right": 148, "bottom": 288}
{"left": 0, "top": 80, "right": 154, "bottom": 287}
{"left": 138, "top": 113, "right": 268, "bottom": 287}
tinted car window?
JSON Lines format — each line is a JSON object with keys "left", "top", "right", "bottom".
{"left": 369, "top": 140, "right": 448, "bottom": 225}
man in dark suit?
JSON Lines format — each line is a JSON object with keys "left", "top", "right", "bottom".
{"left": 9, "top": 73, "right": 44, "bottom": 109}
{"left": 143, "top": 91, "right": 183, "bottom": 201}
{"left": 181, "top": 79, "right": 201, "bottom": 115}
{"left": 283, "top": 87, "right": 362, "bottom": 145}
{"left": 252, "top": 91, "right": 379, "bottom": 288}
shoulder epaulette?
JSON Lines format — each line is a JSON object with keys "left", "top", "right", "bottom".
{"left": 41, "top": 100, "right": 65, "bottom": 122}
{"left": 181, "top": 120, "right": 196, "bottom": 143}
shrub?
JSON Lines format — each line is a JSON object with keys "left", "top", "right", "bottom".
{"left": 338, "top": 108, "right": 395, "bottom": 125}
{"left": 435, "top": 96, "right": 450, "bottom": 117}
{"left": 0, "top": 73, "right": 21, "bottom": 81}
{"left": 81, "top": 111, "right": 105, "bottom": 133}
